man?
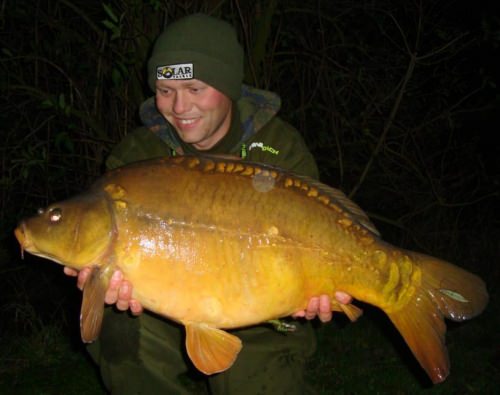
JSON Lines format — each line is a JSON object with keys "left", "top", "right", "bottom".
{"left": 66, "top": 13, "right": 352, "bottom": 394}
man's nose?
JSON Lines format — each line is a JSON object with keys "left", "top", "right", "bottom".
{"left": 173, "top": 91, "right": 190, "bottom": 114}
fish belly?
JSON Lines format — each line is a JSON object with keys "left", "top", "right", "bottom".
{"left": 116, "top": 224, "right": 343, "bottom": 328}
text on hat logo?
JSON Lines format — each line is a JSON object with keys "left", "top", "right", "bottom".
{"left": 157, "top": 63, "right": 194, "bottom": 80}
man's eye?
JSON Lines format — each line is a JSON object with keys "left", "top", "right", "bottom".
{"left": 190, "top": 86, "right": 205, "bottom": 94}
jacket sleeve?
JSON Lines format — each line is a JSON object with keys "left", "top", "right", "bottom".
{"left": 105, "top": 127, "right": 172, "bottom": 170}
{"left": 245, "top": 118, "right": 319, "bottom": 179}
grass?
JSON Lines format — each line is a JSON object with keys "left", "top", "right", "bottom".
{"left": 0, "top": 243, "right": 106, "bottom": 395}
{"left": 0, "top": 325, "right": 105, "bottom": 395}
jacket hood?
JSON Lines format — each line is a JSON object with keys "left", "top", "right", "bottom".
{"left": 139, "top": 85, "right": 281, "bottom": 150}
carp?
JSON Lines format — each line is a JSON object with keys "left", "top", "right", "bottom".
{"left": 14, "top": 155, "right": 488, "bottom": 383}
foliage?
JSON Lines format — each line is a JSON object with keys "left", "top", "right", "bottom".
{"left": 0, "top": 0, "right": 498, "bottom": 393}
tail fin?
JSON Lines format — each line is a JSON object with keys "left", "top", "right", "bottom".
{"left": 387, "top": 252, "right": 488, "bottom": 384}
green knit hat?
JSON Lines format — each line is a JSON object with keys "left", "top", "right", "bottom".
{"left": 147, "top": 14, "right": 244, "bottom": 100}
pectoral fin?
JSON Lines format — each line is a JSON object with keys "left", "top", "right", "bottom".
{"left": 80, "top": 266, "right": 110, "bottom": 343}
{"left": 184, "top": 322, "right": 242, "bottom": 375}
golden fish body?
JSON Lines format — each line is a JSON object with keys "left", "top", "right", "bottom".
{"left": 14, "top": 155, "right": 488, "bottom": 383}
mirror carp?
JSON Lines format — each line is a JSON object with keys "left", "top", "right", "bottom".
{"left": 14, "top": 155, "right": 488, "bottom": 383}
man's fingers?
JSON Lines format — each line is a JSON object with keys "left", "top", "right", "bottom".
{"left": 115, "top": 280, "right": 132, "bottom": 311}
{"left": 104, "top": 270, "right": 123, "bottom": 304}
{"left": 115, "top": 300, "right": 129, "bottom": 311}
{"left": 76, "top": 267, "right": 92, "bottom": 291}
{"left": 318, "top": 294, "right": 332, "bottom": 322}
{"left": 67, "top": 268, "right": 142, "bottom": 315}
{"left": 63, "top": 267, "right": 78, "bottom": 277}
{"left": 291, "top": 310, "right": 305, "bottom": 318}
{"left": 335, "top": 291, "right": 352, "bottom": 305}
{"left": 129, "top": 300, "right": 143, "bottom": 316}
{"left": 304, "top": 296, "right": 319, "bottom": 320}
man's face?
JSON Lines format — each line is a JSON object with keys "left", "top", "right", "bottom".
{"left": 155, "top": 79, "right": 233, "bottom": 151}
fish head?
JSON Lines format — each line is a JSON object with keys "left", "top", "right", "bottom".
{"left": 14, "top": 192, "right": 114, "bottom": 270}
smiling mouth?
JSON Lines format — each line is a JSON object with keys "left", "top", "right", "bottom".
{"left": 178, "top": 118, "right": 197, "bottom": 124}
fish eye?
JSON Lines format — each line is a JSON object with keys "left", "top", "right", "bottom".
{"left": 48, "top": 207, "right": 62, "bottom": 222}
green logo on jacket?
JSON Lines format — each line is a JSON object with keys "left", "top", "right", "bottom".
{"left": 248, "top": 142, "right": 280, "bottom": 155}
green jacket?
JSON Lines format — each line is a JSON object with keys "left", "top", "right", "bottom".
{"left": 106, "top": 85, "right": 319, "bottom": 179}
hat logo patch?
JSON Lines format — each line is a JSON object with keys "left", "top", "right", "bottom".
{"left": 157, "top": 63, "right": 193, "bottom": 80}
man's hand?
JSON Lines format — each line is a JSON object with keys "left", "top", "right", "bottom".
{"left": 63, "top": 267, "right": 143, "bottom": 315}
{"left": 292, "top": 292, "right": 353, "bottom": 323}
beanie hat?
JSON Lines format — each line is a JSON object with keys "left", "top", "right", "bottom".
{"left": 147, "top": 14, "right": 244, "bottom": 100}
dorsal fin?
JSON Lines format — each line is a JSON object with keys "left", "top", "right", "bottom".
{"left": 293, "top": 174, "right": 380, "bottom": 236}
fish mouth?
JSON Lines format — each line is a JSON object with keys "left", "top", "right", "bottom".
{"left": 14, "top": 222, "right": 35, "bottom": 258}
{"left": 13, "top": 222, "right": 65, "bottom": 264}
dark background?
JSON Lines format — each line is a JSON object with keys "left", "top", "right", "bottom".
{"left": 1, "top": 1, "right": 498, "bottom": 393}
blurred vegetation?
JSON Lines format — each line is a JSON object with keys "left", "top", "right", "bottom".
{"left": 1, "top": 0, "right": 498, "bottom": 393}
